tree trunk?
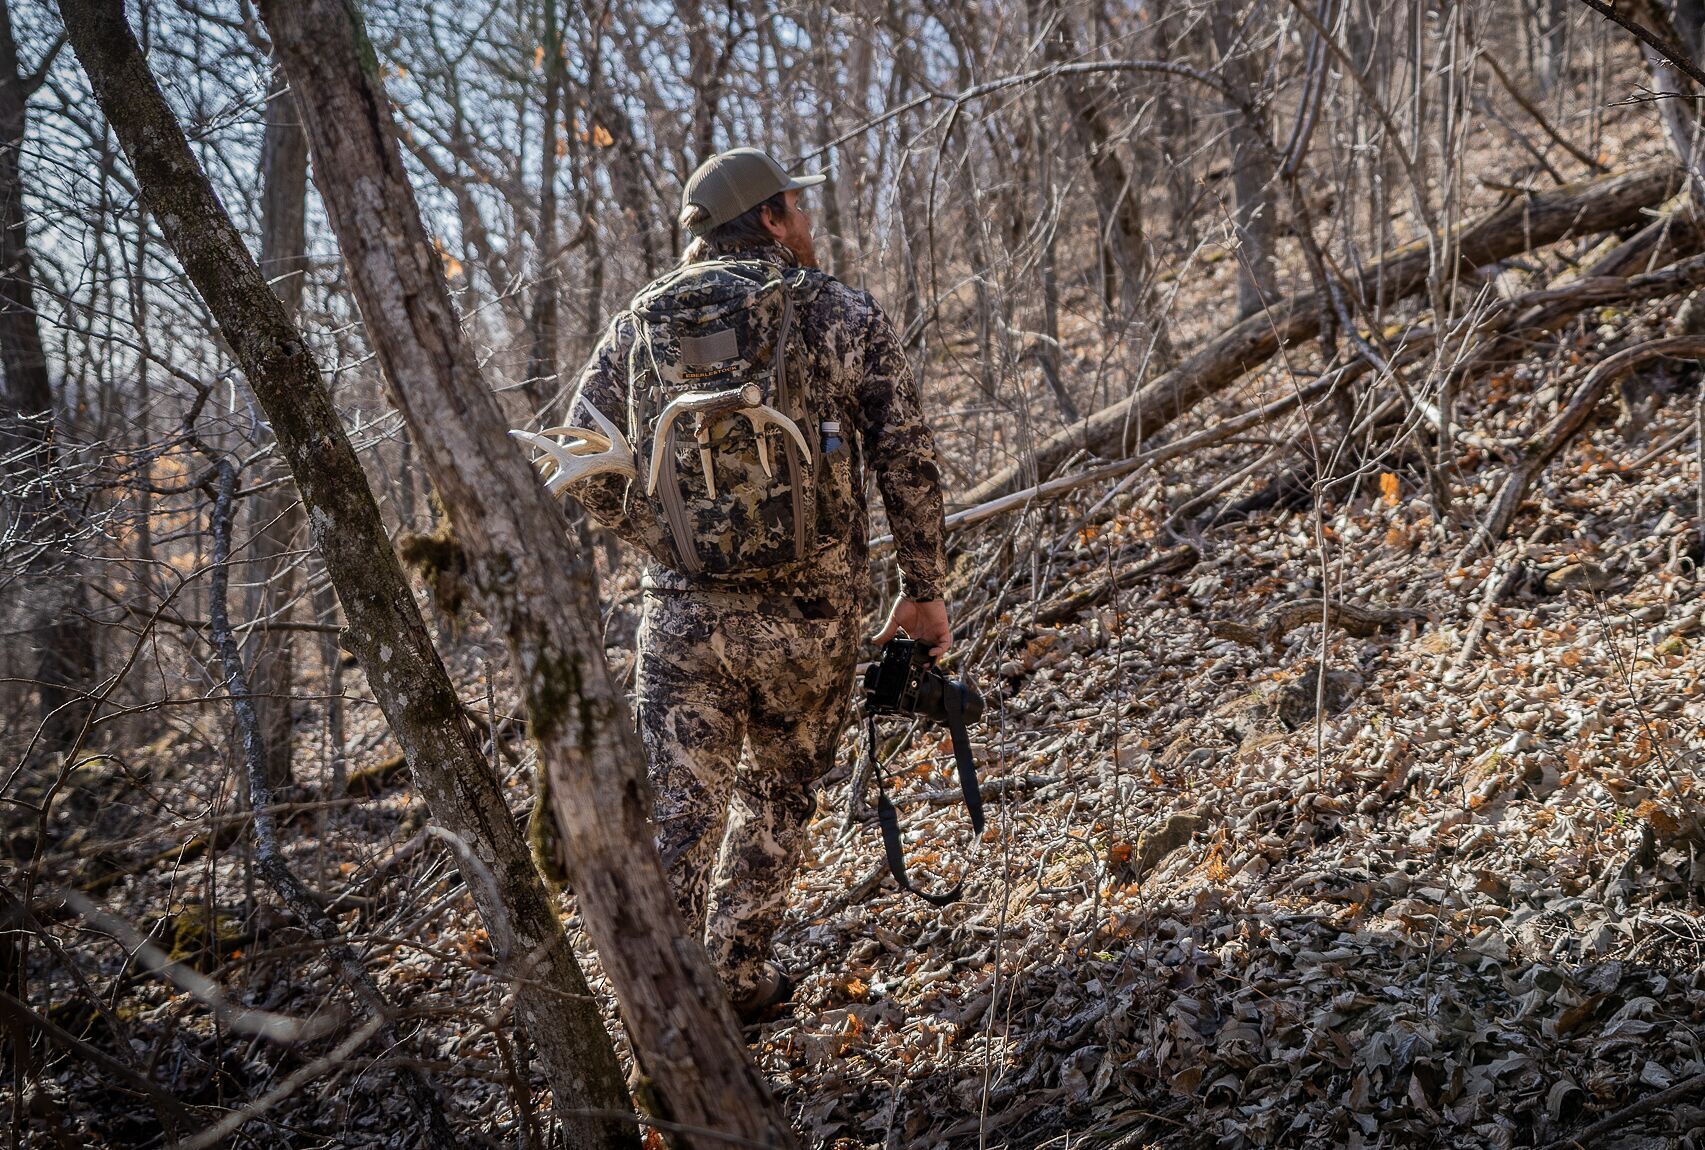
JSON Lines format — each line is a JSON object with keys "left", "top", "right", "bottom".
{"left": 961, "top": 160, "right": 1686, "bottom": 504}
{"left": 55, "top": 4, "right": 638, "bottom": 1145}
{"left": 1035, "top": 0, "right": 1173, "bottom": 370}
{"left": 245, "top": 65, "right": 310, "bottom": 794}
{"left": 0, "top": 0, "right": 93, "bottom": 756}
{"left": 526, "top": 0, "right": 564, "bottom": 415}
{"left": 1211, "top": 11, "right": 1278, "bottom": 319}
{"left": 251, "top": 2, "right": 798, "bottom": 1145}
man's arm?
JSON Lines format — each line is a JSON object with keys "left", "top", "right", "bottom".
{"left": 855, "top": 298, "right": 952, "bottom": 654}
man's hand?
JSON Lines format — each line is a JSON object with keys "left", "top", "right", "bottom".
{"left": 874, "top": 598, "right": 952, "bottom": 658}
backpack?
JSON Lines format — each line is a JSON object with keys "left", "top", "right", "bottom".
{"left": 623, "top": 257, "right": 828, "bottom": 576}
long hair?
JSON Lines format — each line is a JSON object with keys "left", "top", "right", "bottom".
{"left": 678, "top": 192, "right": 787, "bottom": 264}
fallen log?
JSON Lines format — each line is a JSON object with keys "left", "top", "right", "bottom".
{"left": 1031, "top": 544, "right": 1200, "bottom": 627}
{"left": 1451, "top": 214, "right": 1704, "bottom": 383}
{"left": 1461, "top": 334, "right": 1705, "bottom": 562}
{"left": 872, "top": 375, "right": 1334, "bottom": 551}
{"left": 962, "top": 162, "right": 1684, "bottom": 505}
{"left": 927, "top": 224, "right": 1705, "bottom": 553}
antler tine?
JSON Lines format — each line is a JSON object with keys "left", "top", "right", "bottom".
{"left": 740, "top": 406, "right": 811, "bottom": 477}
{"left": 569, "top": 402, "right": 635, "bottom": 457}
{"left": 530, "top": 424, "right": 613, "bottom": 453}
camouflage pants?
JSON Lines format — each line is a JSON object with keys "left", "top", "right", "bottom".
{"left": 636, "top": 590, "right": 859, "bottom": 998}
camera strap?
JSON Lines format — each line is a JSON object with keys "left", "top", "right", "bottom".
{"left": 943, "top": 682, "right": 984, "bottom": 835}
{"left": 867, "top": 711, "right": 967, "bottom": 907}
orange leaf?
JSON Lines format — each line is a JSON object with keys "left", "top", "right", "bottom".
{"left": 1379, "top": 471, "right": 1401, "bottom": 507}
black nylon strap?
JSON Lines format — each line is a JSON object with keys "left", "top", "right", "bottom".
{"left": 868, "top": 711, "right": 962, "bottom": 906}
{"left": 875, "top": 792, "right": 963, "bottom": 907}
{"left": 943, "top": 682, "right": 984, "bottom": 835}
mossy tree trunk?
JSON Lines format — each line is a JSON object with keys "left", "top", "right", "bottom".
{"left": 55, "top": 3, "right": 638, "bottom": 1144}
{"left": 252, "top": 0, "right": 798, "bottom": 1144}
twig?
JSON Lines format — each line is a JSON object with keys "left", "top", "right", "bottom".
{"left": 1460, "top": 336, "right": 1705, "bottom": 564}
{"left": 1479, "top": 48, "right": 1607, "bottom": 173}
{"left": 425, "top": 825, "right": 514, "bottom": 949}
{"left": 872, "top": 377, "right": 1334, "bottom": 551}
{"left": 0, "top": 990, "right": 193, "bottom": 1122}
{"left": 1542, "top": 1068, "right": 1705, "bottom": 1149}
{"left": 1449, "top": 543, "right": 1532, "bottom": 676}
{"left": 61, "top": 891, "right": 336, "bottom": 1044}
{"left": 170, "top": 1016, "right": 387, "bottom": 1150}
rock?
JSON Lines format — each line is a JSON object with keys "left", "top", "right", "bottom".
{"left": 1541, "top": 561, "right": 1615, "bottom": 594}
{"left": 1275, "top": 667, "right": 1364, "bottom": 729}
{"left": 1126, "top": 810, "right": 1205, "bottom": 880}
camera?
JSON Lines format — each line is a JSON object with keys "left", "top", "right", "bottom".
{"left": 862, "top": 636, "right": 985, "bottom": 726}
{"left": 859, "top": 636, "right": 988, "bottom": 906}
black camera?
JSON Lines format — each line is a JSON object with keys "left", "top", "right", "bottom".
{"left": 860, "top": 636, "right": 987, "bottom": 907}
{"left": 862, "top": 637, "right": 985, "bottom": 725}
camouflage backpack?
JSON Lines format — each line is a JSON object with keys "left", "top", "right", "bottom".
{"left": 623, "top": 257, "right": 827, "bottom": 576}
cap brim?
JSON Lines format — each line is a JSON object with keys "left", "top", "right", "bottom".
{"left": 784, "top": 172, "right": 827, "bottom": 191}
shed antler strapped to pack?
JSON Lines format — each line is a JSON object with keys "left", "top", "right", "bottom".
{"left": 511, "top": 255, "right": 838, "bottom": 579}
{"left": 509, "top": 402, "right": 638, "bottom": 495}
{"left": 644, "top": 382, "right": 810, "bottom": 500}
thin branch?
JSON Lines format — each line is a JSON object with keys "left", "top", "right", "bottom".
{"left": 1574, "top": 0, "right": 1705, "bottom": 88}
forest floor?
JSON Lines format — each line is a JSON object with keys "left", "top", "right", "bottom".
{"left": 13, "top": 85, "right": 1705, "bottom": 1150}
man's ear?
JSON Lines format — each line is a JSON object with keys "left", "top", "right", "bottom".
{"left": 759, "top": 201, "right": 787, "bottom": 240}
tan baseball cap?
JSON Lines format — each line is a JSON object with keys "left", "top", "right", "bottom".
{"left": 681, "top": 148, "right": 825, "bottom": 236}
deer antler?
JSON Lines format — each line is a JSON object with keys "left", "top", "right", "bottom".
{"left": 742, "top": 404, "right": 812, "bottom": 478}
{"left": 509, "top": 402, "right": 637, "bottom": 496}
{"left": 646, "top": 383, "right": 812, "bottom": 495}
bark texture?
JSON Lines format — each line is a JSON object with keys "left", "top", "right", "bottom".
{"left": 961, "top": 161, "right": 1687, "bottom": 505}
{"left": 252, "top": 1, "right": 798, "bottom": 1145}
{"left": 55, "top": 3, "right": 637, "bottom": 1144}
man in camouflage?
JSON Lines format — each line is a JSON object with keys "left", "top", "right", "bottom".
{"left": 559, "top": 147, "right": 950, "bottom": 1020}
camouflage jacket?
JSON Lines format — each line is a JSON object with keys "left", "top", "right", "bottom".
{"left": 563, "top": 241, "right": 947, "bottom": 615}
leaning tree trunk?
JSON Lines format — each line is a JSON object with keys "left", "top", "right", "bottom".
{"left": 252, "top": 1, "right": 799, "bottom": 1145}
{"left": 0, "top": 0, "right": 93, "bottom": 756}
{"left": 55, "top": 4, "right": 638, "bottom": 1145}
{"left": 961, "top": 160, "right": 1686, "bottom": 504}
{"left": 244, "top": 64, "right": 310, "bottom": 794}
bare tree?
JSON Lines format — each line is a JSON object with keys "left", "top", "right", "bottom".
{"left": 55, "top": 3, "right": 638, "bottom": 1144}
{"left": 0, "top": 0, "right": 88, "bottom": 756}
{"left": 244, "top": 63, "right": 310, "bottom": 793}
{"left": 251, "top": 0, "right": 799, "bottom": 1141}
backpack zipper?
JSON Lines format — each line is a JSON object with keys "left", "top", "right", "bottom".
{"left": 655, "top": 431, "right": 702, "bottom": 574}
{"left": 772, "top": 288, "right": 811, "bottom": 562}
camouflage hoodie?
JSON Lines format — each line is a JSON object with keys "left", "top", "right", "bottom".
{"left": 563, "top": 241, "right": 947, "bottom": 616}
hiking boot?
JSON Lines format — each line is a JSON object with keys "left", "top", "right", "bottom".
{"left": 731, "top": 962, "right": 795, "bottom": 1026}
